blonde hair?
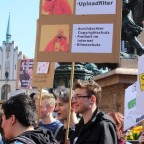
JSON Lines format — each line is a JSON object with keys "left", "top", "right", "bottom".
{"left": 34, "top": 92, "right": 55, "bottom": 107}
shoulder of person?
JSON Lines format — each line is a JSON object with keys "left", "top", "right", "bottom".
{"left": 54, "top": 124, "right": 63, "bottom": 137}
{"left": 97, "top": 111, "right": 116, "bottom": 123}
{"left": 96, "top": 111, "right": 111, "bottom": 122}
{"left": 9, "top": 141, "right": 24, "bottom": 144}
{"left": 95, "top": 112, "right": 116, "bottom": 129}
{"left": 9, "top": 136, "right": 36, "bottom": 144}
{"left": 18, "top": 127, "right": 57, "bottom": 144}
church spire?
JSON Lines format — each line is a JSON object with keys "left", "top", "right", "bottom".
{"left": 6, "top": 13, "right": 11, "bottom": 43}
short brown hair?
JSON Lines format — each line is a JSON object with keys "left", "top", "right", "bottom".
{"left": 53, "top": 86, "right": 74, "bottom": 103}
{"left": 73, "top": 79, "right": 102, "bottom": 106}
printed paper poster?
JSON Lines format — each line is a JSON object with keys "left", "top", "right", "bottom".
{"left": 41, "top": 0, "right": 74, "bottom": 15}
{"left": 76, "top": 0, "right": 116, "bottom": 15}
{"left": 18, "top": 59, "right": 34, "bottom": 89}
{"left": 71, "top": 24, "right": 113, "bottom": 53}
{"left": 36, "top": 62, "right": 49, "bottom": 74}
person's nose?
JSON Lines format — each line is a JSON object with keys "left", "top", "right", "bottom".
{"left": 55, "top": 105, "right": 59, "bottom": 112}
{"left": 72, "top": 97, "right": 76, "bottom": 103}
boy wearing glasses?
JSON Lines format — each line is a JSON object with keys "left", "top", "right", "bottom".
{"left": 72, "top": 79, "right": 118, "bottom": 144}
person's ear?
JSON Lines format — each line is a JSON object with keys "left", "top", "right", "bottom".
{"left": 48, "top": 105, "right": 54, "bottom": 112}
{"left": 11, "top": 115, "right": 16, "bottom": 125}
{"left": 90, "top": 95, "right": 96, "bottom": 104}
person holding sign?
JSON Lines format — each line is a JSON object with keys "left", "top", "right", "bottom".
{"left": 44, "top": 29, "right": 68, "bottom": 52}
{"left": 53, "top": 87, "right": 79, "bottom": 144}
{"left": 42, "top": 0, "right": 72, "bottom": 15}
{"left": 72, "top": 79, "right": 118, "bottom": 144}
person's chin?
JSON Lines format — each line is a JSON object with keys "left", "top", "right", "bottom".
{"left": 57, "top": 114, "right": 62, "bottom": 119}
{"left": 58, "top": 117, "right": 65, "bottom": 123}
{"left": 74, "top": 108, "right": 81, "bottom": 114}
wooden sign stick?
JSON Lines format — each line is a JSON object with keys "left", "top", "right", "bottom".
{"left": 65, "top": 62, "right": 75, "bottom": 144}
{"left": 36, "top": 88, "right": 42, "bottom": 127}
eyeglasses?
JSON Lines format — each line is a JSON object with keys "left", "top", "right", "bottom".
{"left": 72, "top": 95, "right": 91, "bottom": 101}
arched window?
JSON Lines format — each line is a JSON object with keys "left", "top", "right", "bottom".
{"left": 1, "top": 84, "right": 11, "bottom": 100}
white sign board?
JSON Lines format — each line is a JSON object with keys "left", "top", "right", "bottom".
{"left": 124, "top": 82, "right": 144, "bottom": 131}
{"left": 76, "top": 0, "right": 116, "bottom": 15}
{"left": 36, "top": 62, "right": 49, "bottom": 74}
{"left": 136, "top": 55, "right": 144, "bottom": 115}
{"left": 71, "top": 24, "right": 113, "bottom": 53}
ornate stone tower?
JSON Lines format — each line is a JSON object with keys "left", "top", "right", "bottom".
{"left": 0, "top": 14, "right": 22, "bottom": 100}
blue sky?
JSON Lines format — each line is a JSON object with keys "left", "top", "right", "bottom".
{"left": 0, "top": 0, "right": 39, "bottom": 58}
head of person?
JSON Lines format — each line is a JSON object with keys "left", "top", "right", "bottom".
{"left": 56, "top": 29, "right": 64, "bottom": 41}
{"left": 0, "top": 112, "right": 5, "bottom": 142}
{"left": 108, "top": 112, "right": 124, "bottom": 140}
{"left": 34, "top": 92, "right": 55, "bottom": 119}
{"left": 73, "top": 79, "right": 102, "bottom": 114}
{"left": 1, "top": 94, "right": 36, "bottom": 140}
{"left": 53, "top": 86, "right": 74, "bottom": 122}
{"left": 30, "top": 93, "right": 36, "bottom": 101}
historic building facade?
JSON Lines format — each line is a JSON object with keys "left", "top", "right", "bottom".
{"left": 0, "top": 15, "right": 23, "bottom": 100}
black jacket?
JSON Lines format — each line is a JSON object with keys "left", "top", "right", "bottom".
{"left": 72, "top": 109, "right": 118, "bottom": 144}
{"left": 9, "top": 127, "right": 57, "bottom": 144}
{"left": 56, "top": 125, "right": 76, "bottom": 144}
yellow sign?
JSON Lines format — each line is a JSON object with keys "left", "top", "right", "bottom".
{"left": 139, "top": 73, "right": 144, "bottom": 91}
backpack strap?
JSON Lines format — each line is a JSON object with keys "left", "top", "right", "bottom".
{"left": 12, "top": 136, "right": 36, "bottom": 144}
{"left": 54, "top": 125, "right": 63, "bottom": 137}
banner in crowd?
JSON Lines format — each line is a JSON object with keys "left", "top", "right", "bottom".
{"left": 35, "top": 0, "right": 122, "bottom": 63}
{"left": 16, "top": 59, "right": 34, "bottom": 89}
{"left": 32, "top": 61, "right": 55, "bottom": 88}
{"left": 136, "top": 55, "right": 144, "bottom": 115}
{"left": 124, "top": 82, "right": 144, "bottom": 131}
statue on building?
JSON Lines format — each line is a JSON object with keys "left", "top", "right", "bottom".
{"left": 99, "top": 0, "right": 144, "bottom": 70}
{"left": 121, "top": 0, "right": 144, "bottom": 58}
{"left": 84, "top": 63, "right": 109, "bottom": 75}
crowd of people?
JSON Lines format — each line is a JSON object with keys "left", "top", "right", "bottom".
{"left": 0, "top": 79, "right": 144, "bottom": 144}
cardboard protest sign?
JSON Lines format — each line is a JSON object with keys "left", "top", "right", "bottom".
{"left": 35, "top": 0, "right": 122, "bottom": 63}
{"left": 32, "top": 61, "right": 55, "bottom": 88}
